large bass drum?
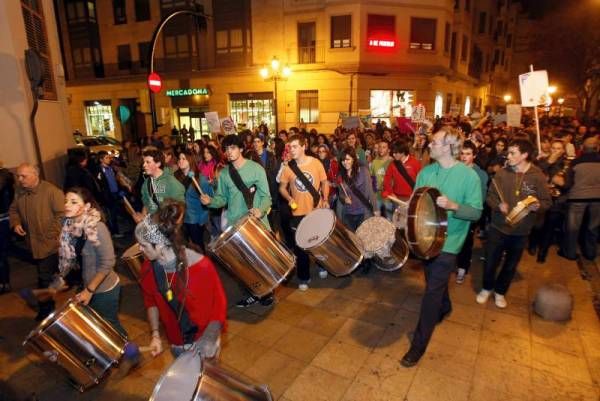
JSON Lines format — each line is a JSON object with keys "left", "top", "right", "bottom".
{"left": 121, "top": 243, "right": 144, "bottom": 281}
{"left": 355, "top": 216, "right": 409, "bottom": 272}
{"left": 23, "top": 299, "right": 127, "bottom": 392}
{"left": 406, "top": 187, "right": 447, "bottom": 260}
{"left": 295, "top": 209, "right": 364, "bottom": 276}
{"left": 149, "top": 350, "right": 273, "bottom": 401}
{"left": 208, "top": 214, "right": 295, "bottom": 298}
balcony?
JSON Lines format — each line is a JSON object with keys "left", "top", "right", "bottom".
{"left": 291, "top": 40, "right": 325, "bottom": 64}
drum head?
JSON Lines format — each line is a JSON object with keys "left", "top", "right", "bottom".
{"left": 406, "top": 187, "right": 447, "bottom": 259}
{"left": 295, "top": 209, "right": 336, "bottom": 249}
{"left": 122, "top": 243, "right": 140, "bottom": 259}
{"left": 356, "top": 217, "right": 395, "bottom": 254}
{"left": 391, "top": 204, "right": 408, "bottom": 230}
{"left": 149, "top": 351, "right": 201, "bottom": 401}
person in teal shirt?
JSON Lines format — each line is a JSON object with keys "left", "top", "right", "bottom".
{"left": 200, "top": 134, "right": 273, "bottom": 308}
{"left": 401, "top": 127, "right": 482, "bottom": 368}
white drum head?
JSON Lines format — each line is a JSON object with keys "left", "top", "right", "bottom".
{"left": 122, "top": 243, "right": 141, "bottom": 259}
{"left": 356, "top": 217, "right": 395, "bottom": 255}
{"left": 295, "top": 209, "right": 336, "bottom": 249}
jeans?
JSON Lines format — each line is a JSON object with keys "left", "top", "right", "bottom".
{"left": 537, "top": 209, "right": 564, "bottom": 259}
{"left": 89, "top": 285, "right": 127, "bottom": 338}
{"left": 342, "top": 213, "right": 365, "bottom": 232}
{"left": 37, "top": 253, "right": 58, "bottom": 315}
{"left": 0, "top": 219, "right": 9, "bottom": 284}
{"left": 483, "top": 227, "right": 527, "bottom": 295}
{"left": 456, "top": 223, "right": 475, "bottom": 272}
{"left": 565, "top": 202, "right": 600, "bottom": 260}
{"left": 410, "top": 252, "right": 455, "bottom": 354}
{"left": 289, "top": 215, "right": 310, "bottom": 282}
{"left": 105, "top": 192, "right": 122, "bottom": 235}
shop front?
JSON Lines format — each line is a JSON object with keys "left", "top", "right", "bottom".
{"left": 167, "top": 87, "right": 211, "bottom": 137}
{"left": 369, "top": 89, "right": 416, "bottom": 126}
{"left": 229, "top": 92, "right": 274, "bottom": 131}
{"left": 84, "top": 100, "right": 115, "bottom": 137}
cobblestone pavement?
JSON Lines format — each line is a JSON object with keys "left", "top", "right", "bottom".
{"left": 1, "top": 236, "right": 598, "bottom": 401}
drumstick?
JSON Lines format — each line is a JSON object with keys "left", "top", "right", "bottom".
{"left": 491, "top": 178, "right": 507, "bottom": 205}
{"left": 122, "top": 196, "right": 136, "bottom": 218}
{"left": 139, "top": 346, "right": 155, "bottom": 353}
{"left": 190, "top": 176, "right": 206, "bottom": 197}
{"left": 340, "top": 182, "right": 349, "bottom": 199}
{"left": 386, "top": 195, "right": 408, "bottom": 207}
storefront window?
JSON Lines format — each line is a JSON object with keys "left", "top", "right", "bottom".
{"left": 85, "top": 101, "right": 114, "bottom": 136}
{"left": 370, "top": 90, "right": 415, "bottom": 126}
{"left": 434, "top": 93, "right": 444, "bottom": 118}
{"left": 464, "top": 96, "right": 471, "bottom": 116}
{"left": 229, "top": 93, "right": 274, "bottom": 130}
{"left": 176, "top": 107, "right": 209, "bottom": 138}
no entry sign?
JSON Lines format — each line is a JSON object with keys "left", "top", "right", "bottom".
{"left": 147, "top": 72, "right": 162, "bottom": 93}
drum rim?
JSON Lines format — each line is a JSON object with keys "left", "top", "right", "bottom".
{"left": 295, "top": 208, "right": 337, "bottom": 250}
{"left": 374, "top": 236, "right": 409, "bottom": 271}
{"left": 208, "top": 213, "right": 259, "bottom": 251}
{"left": 406, "top": 187, "right": 447, "bottom": 259}
{"left": 23, "top": 299, "right": 78, "bottom": 345}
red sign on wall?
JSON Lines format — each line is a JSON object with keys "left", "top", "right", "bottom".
{"left": 368, "top": 39, "right": 396, "bottom": 48}
{"left": 147, "top": 72, "right": 162, "bottom": 94}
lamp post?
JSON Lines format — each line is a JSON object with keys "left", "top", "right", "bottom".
{"left": 260, "top": 57, "right": 291, "bottom": 133}
{"left": 557, "top": 97, "right": 565, "bottom": 116}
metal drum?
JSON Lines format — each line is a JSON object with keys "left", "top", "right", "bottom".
{"left": 121, "top": 243, "right": 144, "bottom": 281}
{"left": 506, "top": 196, "right": 538, "bottom": 226}
{"left": 356, "top": 217, "right": 409, "bottom": 272}
{"left": 295, "top": 209, "right": 364, "bottom": 276}
{"left": 150, "top": 351, "right": 273, "bottom": 401}
{"left": 208, "top": 214, "right": 295, "bottom": 298}
{"left": 23, "top": 299, "right": 127, "bottom": 392}
{"left": 406, "top": 187, "right": 447, "bottom": 260}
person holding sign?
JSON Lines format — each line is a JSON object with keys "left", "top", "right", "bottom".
{"left": 279, "top": 135, "right": 330, "bottom": 290}
{"left": 200, "top": 135, "right": 273, "bottom": 308}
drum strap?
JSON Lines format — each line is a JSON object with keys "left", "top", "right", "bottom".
{"left": 151, "top": 261, "right": 198, "bottom": 344}
{"left": 393, "top": 160, "right": 415, "bottom": 189}
{"left": 346, "top": 178, "right": 374, "bottom": 214}
{"left": 146, "top": 178, "right": 160, "bottom": 208}
{"left": 228, "top": 163, "right": 255, "bottom": 211}
{"left": 288, "top": 160, "right": 320, "bottom": 208}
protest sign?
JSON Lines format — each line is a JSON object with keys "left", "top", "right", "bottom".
{"left": 220, "top": 116, "right": 237, "bottom": 135}
{"left": 205, "top": 112, "right": 221, "bottom": 133}
{"left": 506, "top": 104, "right": 522, "bottom": 127}
{"left": 519, "top": 70, "right": 549, "bottom": 106}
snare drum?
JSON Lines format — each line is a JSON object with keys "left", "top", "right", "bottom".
{"left": 150, "top": 350, "right": 273, "bottom": 401}
{"left": 406, "top": 187, "right": 447, "bottom": 260}
{"left": 208, "top": 214, "right": 295, "bottom": 298}
{"left": 23, "top": 299, "right": 127, "bottom": 392}
{"left": 356, "top": 217, "right": 409, "bottom": 272}
{"left": 295, "top": 209, "right": 364, "bottom": 276}
{"left": 121, "top": 243, "right": 144, "bottom": 281}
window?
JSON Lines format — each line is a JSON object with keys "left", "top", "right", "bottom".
{"left": 113, "top": 0, "right": 126, "bottom": 24}
{"left": 135, "top": 0, "right": 151, "bottom": 21}
{"left": 493, "top": 49, "right": 499, "bottom": 66}
{"left": 117, "top": 44, "right": 132, "bottom": 70}
{"left": 72, "top": 47, "right": 92, "bottom": 68}
{"left": 85, "top": 101, "right": 115, "bottom": 136}
{"left": 21, "top": 0, "right": 56, "bottom": 100}
{"left": 465, "top": 0, "right": 470, "bottom": 11}
{"left": 464, "top": 96, "right": 471, "bottom": 115}
{"left": 444, "top": 23, "right": 450, "bottom": 53}
{"left": 445, "top": 93, "right": 452, "bottom": 113}
{"left": 138, "top": 41, "right": 150, "bottom": 68}
{"left": 478, "top": 12, "right": 486, "bottom": 34}
{"left": 461, "top": 35, "right": 468, "bottom": 61}
{"left": 229, "top": 93, "right": 274, "bottom": 130}
{"left": 367, "top": 14, "right": 395, "bottom": 43}
{"left": 298, "top": 90, "right": 319, "bottom": 123}
{"left": 331, "top": 15, "right": 351, "bottom": 48}
{"left": 434, "top": 93, "right": 443, "bottom": 118}
{"left": 410, "top": 18, "right": 436, "bottom": 50}
{"left": 298, "top": 22, "right": 316, "bottom": 63}
{"left": 506, "top": 34, "right": 512, "bottom": 48}
{"left": 370, "top": 90, "right": 415, "bottom": 125}
{"left": 215, "top": 29, "right": 244, "bottom": 55}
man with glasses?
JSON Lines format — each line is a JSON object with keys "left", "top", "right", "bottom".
{"left": 401, "top": 127, "right": 483, "bottom": 368}
{"left": 369, "top": 139, "right": 393, "bottom": 217}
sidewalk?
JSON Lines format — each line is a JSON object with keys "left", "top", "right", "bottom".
{"left": 1, "top": 241, "right": 598, "bottom": 401}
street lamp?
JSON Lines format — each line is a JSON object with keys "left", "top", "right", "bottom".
{"left": 260, "top": 56, "right": 291, "bottom": 133}
{"left": 547, "top": 85, "right": 557, "bottom": 95}
{"left": 557, "top": 97, "right": 565, "bottom": 116}
{"left": 503, "top": 94, "right": 512, "bottom": 103}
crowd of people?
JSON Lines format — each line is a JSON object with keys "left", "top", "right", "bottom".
{"left": 0, "top": 110, "right": 598, "bottom": 372}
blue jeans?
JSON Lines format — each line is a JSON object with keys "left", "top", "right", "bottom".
{"left": 89, "top": 285, "right": 127, "bottom": 338}
{"left": 342, "top": 213, "right": 365, "bottom": 232}
{"left": 564, "top": 202, "right": 599, "bottom": 260}
{"left": 483, "top": 227, "right": 527, "bottom": 295}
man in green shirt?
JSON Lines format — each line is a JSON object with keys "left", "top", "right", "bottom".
{"left": 200, "top": 134, "right": 273, "bottom": 307}
{"left": 401, "top": 127, "right": 482, "bottom": 368}
{"left": 369, "top": 139, "right": 392, "bottom": 216}
{"left": 136, "top": 149, "right": 185, "bottom": 222}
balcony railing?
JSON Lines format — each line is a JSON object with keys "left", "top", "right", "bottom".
{"left": 293, "top": 41, "right": 325, "bottom": 64}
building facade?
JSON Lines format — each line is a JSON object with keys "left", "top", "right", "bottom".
{"left": 0, "top": 0, "right": 73, "bottom": 184}
{"left": 57, "top": 0, "right": 521, "bottom": 140}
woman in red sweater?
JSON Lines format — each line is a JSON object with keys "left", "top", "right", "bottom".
{"left": 135, "top": 200, "right": 227, "bottom": 358}
{"left": 382, "top": 140, "right": 422, "bottom": 214}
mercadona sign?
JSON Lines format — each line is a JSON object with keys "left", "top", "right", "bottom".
{"left": 166, "top": 88, "right": 209, "bottom": 97}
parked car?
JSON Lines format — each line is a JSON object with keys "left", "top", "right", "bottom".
{"left": 73, "top": 135, "right": 122, "bottom": 158}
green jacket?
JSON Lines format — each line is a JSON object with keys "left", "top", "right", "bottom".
{"left": 141, "top": 170, "right": 185, "bottom": 213}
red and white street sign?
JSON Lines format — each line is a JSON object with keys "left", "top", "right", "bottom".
{"left": 147, "top": 72, "right": 162, "bottom": 93}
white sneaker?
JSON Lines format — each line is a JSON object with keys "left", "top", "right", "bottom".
{"left": 298, "top": 282, "right": 309, "bottom": 291}
{"left": 318, "top": 268, "right": 328, "bottom": 279}
{"left": 494, "top": 293, "right": 507, "bottom": 308}
{"left": 456, "top": 268, "right": 466, "bottom": 284}
{"left": 476, "top": 289, "right": 492, "bottom": 304}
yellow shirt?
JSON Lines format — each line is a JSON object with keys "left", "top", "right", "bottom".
{"left": 280, "top": 156, "right": 328, "bottom": 216}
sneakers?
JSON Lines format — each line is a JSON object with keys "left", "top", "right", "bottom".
{"left": 236, "top": 295, "right": 259, "bottom": 308}
{"left": 494, "top": 293, "right": 507, "bottom": 308}
{"left": 298, "top": 282, "right": 309, "bottom": 291}
{"left": 455, "top": 268, "right": 466, "bottom": 284}
{"left": 318, "top": 268, "right": 328, "bottom": 279}
{"left": 259, "top": 295, "right": 275, "bottom": 307}
{"left": 476, "top": 289, "right": 492, "bottom": 304}
{"left": 400, "top": 347, "right": 423, "bottom": 368}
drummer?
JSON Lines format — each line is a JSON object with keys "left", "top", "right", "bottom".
{"left": 135, "top": 200, "right": 227, "bottom": 358}
{"left": 61, "top": 187, "right": 140, "bottom": 377}
{"left": 401, "top": 127, "right": 483, "bottom": 368}
{"left": 381, "top": 140, "right": 421, "bottom": 218}
{"left": 199, "top": 134, "right": 274, "bottom": 308}
{"left": 476, "top": 139, "right": 551, "bottom": 308}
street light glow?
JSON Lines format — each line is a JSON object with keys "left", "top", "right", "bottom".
{"left": 271, "top": 57, "right": 280, "bottom": 71}
{"left": 503, "top": 94, "right": 512, "bottom": 102}
{"left": 260, "top": 67, "right": 269, "bottom": 79}
{"left": 548, "top": 85, "right": 557, "bottom": 94}
{"left": 557, "top": 97, "right": 565, "bottom": 105}
{"left": 282, "top": 66, "right": 291, "bottom": 77}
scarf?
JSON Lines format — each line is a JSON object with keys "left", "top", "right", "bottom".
{"left": 58, "top": 207, "right": 101, "bottom": 276}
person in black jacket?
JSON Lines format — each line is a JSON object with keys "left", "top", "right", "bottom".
{"left": 64, "top": 149, "right": 102, "bottom": 202}
{"left": 0, "top": 164, "right": 15, "bottom": 293}
{"left": 248, "top": 135, "right": 281, "bottom": 231}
